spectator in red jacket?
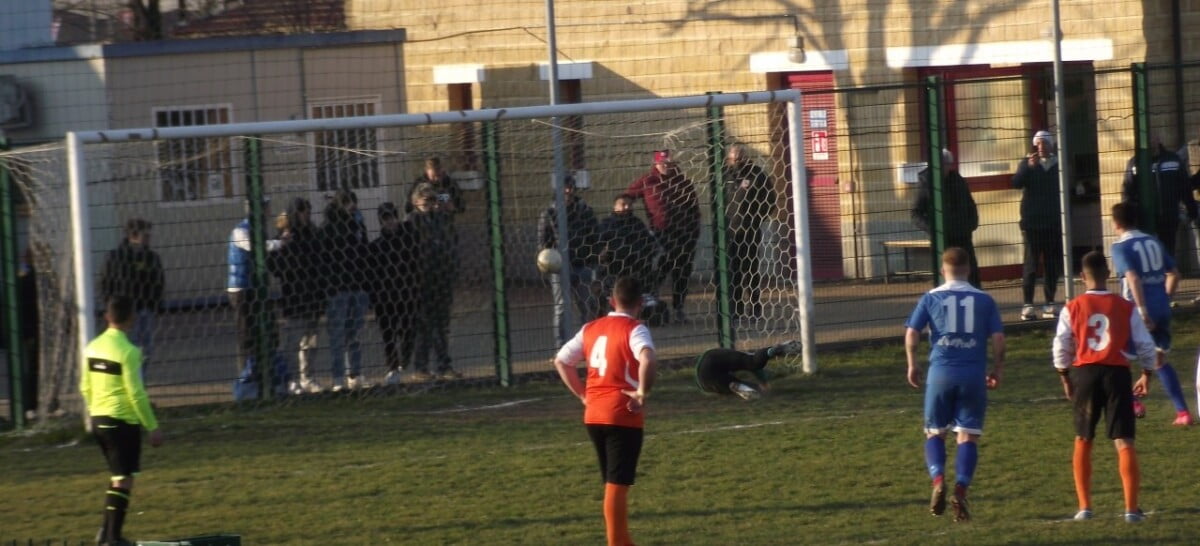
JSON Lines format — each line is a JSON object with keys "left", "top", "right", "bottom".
{"left": 625, "top": 150, "right": 700, "bottom": 322}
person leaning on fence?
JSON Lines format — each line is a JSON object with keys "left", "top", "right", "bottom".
{"left": 625, "top": 149, "right": 701, "bottom": 323}
{"left": 100, "top": 218, "right": 164, "bottom": 379}
{"left": 406, "top": 156, "right": 465, "bottom": 215}
{"left": 266, "top": 197, "right": 325, "bottom": 394}
{"left": 1012, "top": 130, "right": 1064, "bottom": 321}
{"left": 409, "top": 182, "right": 463, "bottom": 381}
{"left": 912, "top": 149, "right": 981, "bottom": 288}
{"left": 597, "top": 194, "right": 656, "bottom": 300}
{"left": 723, "top": 143, "right": 775, "bottom": 319}
{"left": 80, "top": 296, "right": 165, "bottom": 546}
{"left": 539, "top": 175, "right": 602, "bottom": 346}
{"left": 1121, "top": 133, "right": 1197, "bottom": 260}
{"left": 227, "top": 197, "right": 283, "bottom": 377}
{"left": 320, "top": 190, "right": 372, "bottom": 391}
{"left": 369, "top": 202, "right": 421, "bottom": 386}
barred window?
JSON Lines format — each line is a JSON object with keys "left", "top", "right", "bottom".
{"left": 309, "top": 99, "right": 382, "bottom": 192}
{"left": 153, "top": 105, "right": 235, "bottom": 203}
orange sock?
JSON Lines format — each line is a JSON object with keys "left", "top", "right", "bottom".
{"left": 603, "top": 483, "right": 632, "bottom": 546}
{"left": 1118, "top": 445, "right": 1140, "bottom": 512}
{"left": 1073, "top": 438, "right": 1092, "bottom": 510}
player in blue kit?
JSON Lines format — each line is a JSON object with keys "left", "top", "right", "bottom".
{"left": 1109, "top": 203, "right": 1191, "bottom": 425}
{"left": 904, "top": 247, "right": 1006, "bottom": 522}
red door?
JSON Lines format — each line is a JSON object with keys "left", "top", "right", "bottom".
{"left": 788, "top": 72, "right": 842, "bottom": 280}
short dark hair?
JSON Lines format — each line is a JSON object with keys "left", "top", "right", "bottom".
{"left": 106, "top": 296, "right": 134, "bottom": 324}
{"left": 613, "top": 277, "right": 642, "bottom": 309}
{"left": 424, "top": 157, "right": 442, "bottom": 169}
{"left": 125, "top": 218, "right": 151, "bottom": 237}
{"left": 942, "top": 247, "right": 968, "bottom": 267}
{"left": 1111, "top": 202, "right": 1137, "bottom": 229}
{"left": 614, "top": 193, "right": 635, "bottom": 204}
{"left": 1081, "top": 250, "right": 1109, "bottom": 279}
{"left": 378, "top": 201, "right": 399, "bottom": 222}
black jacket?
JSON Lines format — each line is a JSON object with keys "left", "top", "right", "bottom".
{"left": 1012, "top": 156, "right": 1062, "bottom": 231}
{"left": 410, "top": 210, "right": 458, "bottom": 290}
{"left": 598, "top": 212, "right": 656, "bottom": 280}
{"left": 367, "top": 221, "right": 419, "bottom": 313}
{"left": 267, "top": 218, "right": 323, "bottom": 319}
{"left": 1121, "top": 149, "right": 1198, "bottom": 224}
{"left": 99, "top": 240, "right": 165, "bottom": 311}
{"left": 723, "top": 161, "right": 773, "bottom": 231}
{"left": 538, "top": 197, "right": 600, "bottom": 267}
{"left": 912, "top": 168, "right": 979, "bottom": 240}
{"left": 319, "top": 206, "right": 371, "bottom": 294}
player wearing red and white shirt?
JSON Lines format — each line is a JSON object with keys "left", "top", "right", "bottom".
{"left": 554, "top": 277, "right": 657, "bottom": 546}
{"left": 1052, "top": 251, "right": 1157, "bottom": 523}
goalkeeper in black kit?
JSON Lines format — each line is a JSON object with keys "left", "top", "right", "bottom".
{"left": 695, "top": 340, "right": 803, "bottom": 400}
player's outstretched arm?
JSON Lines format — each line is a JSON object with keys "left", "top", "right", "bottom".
{"left": 904, "top": 327, "right": 923, "bottom": 389}
{"left": 1124, "top": 270, "right": 1154, "bottom": 331}
{"left": 1051, "top": 308, "right": 1076, "bottom": 400}
{"left": 1129, "top": 308, "right": 1157, "bottom": 397}
{"left": 1165, "top": 266, "right": 1180, "bottom": 298}
{"left": 987, "top": 332, "right": 1006, "bottom": 389}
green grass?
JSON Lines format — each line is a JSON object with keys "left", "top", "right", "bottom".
{"left": 5, "top": 315, "right": 1200, "bottom": 545}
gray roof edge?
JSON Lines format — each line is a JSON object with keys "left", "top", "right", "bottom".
{"left": 0, "top": 29, "right": 406, "bottom": 65}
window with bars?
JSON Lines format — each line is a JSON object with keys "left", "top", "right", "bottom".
{"left": 309, "top": 100, "right": 382, "bottom": 192}
{"left": 153, "top": 105, "right": 235, "bottom": 203}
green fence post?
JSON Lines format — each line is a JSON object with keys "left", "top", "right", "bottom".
{"left": 0, "top": 135, "right": 24, "bottom": 428}
{"left": 244, "top": 136, "right": 272, "bottom": 399}
{"left": 706, "top": 92, "right": 734, "bottom": 349}
{"left": 925, "top": 76, "right": 946, "bottom": 286}
{"left": 483, "top": 122, "right": 512, "bottom": 386}
{"left": 1131, "top": 63, "right": 1157, "bottom": 235}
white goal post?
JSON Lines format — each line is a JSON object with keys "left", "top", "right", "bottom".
{"left": 65, "top": 89, "right": 818, "bottom": 375}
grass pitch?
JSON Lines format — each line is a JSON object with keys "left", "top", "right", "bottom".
{"left": 4, "top": 315, "right": 1200, "bottom": 545}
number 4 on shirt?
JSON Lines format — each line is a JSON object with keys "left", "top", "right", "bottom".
{"left": 589, "top": 336, "right": 609, "bottom": 377}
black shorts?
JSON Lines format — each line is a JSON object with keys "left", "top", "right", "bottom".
{"left": 586, "top": 424, "right": 644, "bottom": 486}
{"left": 93, "top": 416, "right": 142, "bottom": 479}
{"left": 1072, "top": 365, "right": 1136, "bottom": 441}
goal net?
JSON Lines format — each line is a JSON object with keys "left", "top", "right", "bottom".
{"left": 9, "top": 91, "right": 814, "bottom": 414}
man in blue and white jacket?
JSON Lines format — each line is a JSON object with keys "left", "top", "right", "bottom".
{"left": 228, "top": 197, "right": 282, "bottom": 375}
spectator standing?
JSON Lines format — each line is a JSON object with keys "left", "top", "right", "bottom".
{"left": 227, "top": 198, "right": 282, "bottom": 378}
{"left": 1121, "top": 134, "right": 1197, "bottom": 259}
{"left": 538, "top": 175, "right": 601, "bottom": 346}
{"left": 597, "top": 194, "right": 656, "bottom": 298}
{"left": 723, "top": 144, "right": 774, "bottom": 318}
{"left": 17, "top": 246, "right": 39, "bottom": 420}
{"left": 410, "top": 183, "right": 462, "bottom": 380}
{"left": 1012, "top": 130, "right": 1063, "bottom": 321}
{"left": 406, "top": 157, "right": 465, "bottom": 215}
{"left": 369, "top": 202, "right": 420, "bottom": 385}
{"left": 320, "top": 190, "right": 371, "bottom": 390}
{"left": 913, "top": 149, "right": 981, "bottom": 287}
{"left": 266, "top": 197, "right": 325, "bottom": 393}
{"left": 625, "top": 150, "right": 701, "bottom": 322}
{"left": 100, "top": 218, "right": 164, "bottom": 379}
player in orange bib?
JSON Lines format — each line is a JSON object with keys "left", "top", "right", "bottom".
{"left": 554, "top": 277, "right": 657, "bottom": 546}
{"left": 1052, "top": 251, "right": 1157, "bottom": 523}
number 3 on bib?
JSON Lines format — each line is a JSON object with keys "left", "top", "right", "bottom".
{"left": 589, "top": 336, "right": 609, "bottom": 377}
{"left": 1086, "top": 313, "right": 1110, "bottom": 351}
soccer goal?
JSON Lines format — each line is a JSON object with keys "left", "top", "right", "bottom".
{"left": 9, "top": 90, "right": 816, "bottom": 413}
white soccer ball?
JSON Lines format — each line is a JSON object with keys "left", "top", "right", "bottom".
{"left": 537, "top": 248, "right": 563, "bottom": 274}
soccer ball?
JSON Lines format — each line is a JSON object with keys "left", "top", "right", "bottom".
{"left": 536, "top": 248, "right": 563, "bottom": 274}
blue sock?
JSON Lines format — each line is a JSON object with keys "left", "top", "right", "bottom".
{"left": 955, "top": 441, "right": 978, "bottom": 487}
{"left": 1157, "top": 363, "right": 1189, "bottom": 413}
{"left": 924, "top": 437, "right": 946, "bottom": 480}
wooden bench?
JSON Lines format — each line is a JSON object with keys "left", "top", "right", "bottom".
{"left": 881, "top": 239, "right": 932, "bottom": 283}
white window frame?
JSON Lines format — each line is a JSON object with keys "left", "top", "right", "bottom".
{"left": 151, "top": 103, "right": 239, "bottom": 207}
{"left": 306, "top": 96, "right": 385, "bottom": 194}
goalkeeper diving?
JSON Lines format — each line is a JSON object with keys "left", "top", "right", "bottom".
{"left": 695, "top": 340, "right": 803, "bottom": 400}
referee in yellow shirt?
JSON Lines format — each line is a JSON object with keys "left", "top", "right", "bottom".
{"left": 80, "top": 297, "right": 165, "bottom": 546}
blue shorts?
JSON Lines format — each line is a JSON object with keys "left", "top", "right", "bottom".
{"left": 924, "top": 378, "right": 987, "bottom": 435}
{"left": 1150, "top": 312, "right": 1171, "bottom": 353}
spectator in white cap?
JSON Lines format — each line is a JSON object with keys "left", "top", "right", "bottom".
{"left": 1012, "top": 130, "right": 1062, "bottom": 321}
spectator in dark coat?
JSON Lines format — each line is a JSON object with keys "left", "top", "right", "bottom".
{"left": 912, "top": 149, "right": 981, "bottom": 287}
{"left": 267, "top": 197, "right": 324, "bottom": 393}
{"left": 405, "top": 156, "right": 465, "bottom": 215}
{"left": 320, "top": 190, "right": 371, "bottom": 390}
{"left": 723, "top": 144, "right": 774, "bottom": 318}
{"left": 369, "top": 202, "right": 420, "bottom": 385}
{"left": 100, "top": 218, "right": 164, "bottom": 377}
{"left": 410, "top": 183, "right": 461, "bottom": 380}
{"left": 598, "top": 194, "right": 656, "bottom": 297}
{"left": 626, "top": 150, "right": 701, "bottom": 322}
{"left": 1121, "top": 133, "right": 1198, "bottom": 259}
{"left": 1012, "top": 130, "right": 1063, "bottom": 321}
{"left": 17, "top": 246, "right": 38, "bottom": 419}
{"left": 538, "top": 176, "right": 601, "bottom": 346}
